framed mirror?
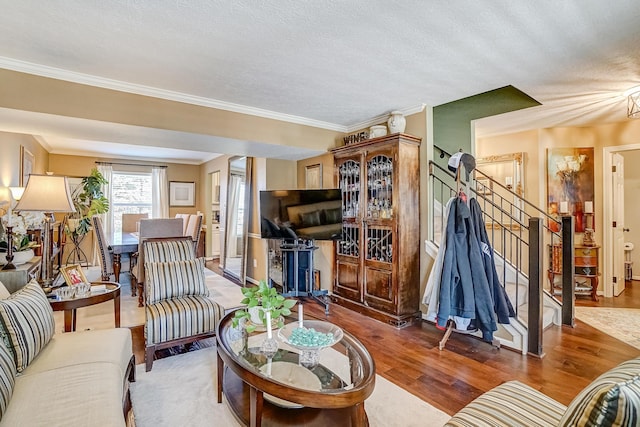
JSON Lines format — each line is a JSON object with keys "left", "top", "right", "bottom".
{"left": 476, "top": 152, "right": 525, "bottom": 222}
{"left": 223, "top": 156, "right": 252, "bottom": 283}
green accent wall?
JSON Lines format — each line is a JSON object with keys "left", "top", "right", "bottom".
{"left": 433, "top": 85, "right": 540, "bottom": 169}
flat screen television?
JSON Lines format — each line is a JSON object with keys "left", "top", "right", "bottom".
{"left": 259, "top": 189, "right": 342, "bottom": 241}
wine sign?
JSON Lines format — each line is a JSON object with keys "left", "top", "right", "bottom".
{"left": 343, "top": 131, "right": 368, "bottom": 145}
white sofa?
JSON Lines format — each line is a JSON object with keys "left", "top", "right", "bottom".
{"left": 0, "top": 280, "right": 135, "bottom": 426}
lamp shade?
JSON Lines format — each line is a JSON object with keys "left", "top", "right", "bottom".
{"left": 15, "top": 175, "right": 76, "bottom": 212}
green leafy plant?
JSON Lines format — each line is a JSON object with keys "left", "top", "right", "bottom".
{"left": 66, "top": 168, "right": 109, "bottom": 239}
{"left": 232, "top": 280, "right": 297, "bottom": 333}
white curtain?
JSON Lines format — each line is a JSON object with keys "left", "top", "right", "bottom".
{"left": 152, "top": 167, "right": 169, "bottom": 218}
{"left": 226, "top": 174, "right": 241, "bottom": 257}
{"left": 95, "top": 163, "right": 113, "bottom": 266}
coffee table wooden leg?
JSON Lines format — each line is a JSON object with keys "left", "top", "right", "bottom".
{"left": 351, "top": 402, "right": 367, "bottom": 427}
{"left": 114, "top": 294, "right": 121, "bottom": 327}
{"left": 249, "top": 386, "right": 263, "bottom": 427}
{"left": 217, "top": 351, "right": 223, "bottom": 403}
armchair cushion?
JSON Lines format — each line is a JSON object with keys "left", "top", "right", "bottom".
{"left": 145, "top": 295, "right": 224, "bottom": 345}
{"left": 0, "top": 281, "right": 55, "bottom": 372}
{"left": 560, "top": 357, "right": 640, "bottom": 426}
{"left": 144, "top": 258, "right": 208, "bottom": 305}
{"left": 444, "top": 380, "right": 566, "bottom": 427}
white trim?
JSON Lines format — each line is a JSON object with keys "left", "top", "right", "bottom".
{"left": 0, "top": 57, "right": 347, "bottom": 131}
{"left": 1, "top": 57, "right": 428, "bottom": 135}
{"left": 603, "top": 143, "right": 640, "bottom": 297}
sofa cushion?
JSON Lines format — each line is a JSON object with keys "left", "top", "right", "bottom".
{"left": 0, "top": 281, "right": 55, "bottom": 372}
{"left": 145, "top": 295, "right": 223, "bottom": 345}
{"left": 0, "top": 362, "right": 125, "bottom": 427}
{"left": 445, "top": 380, "right": 566, "bottom": 427}
{"left": 0, "top": 341, "right": 16, "bottom": 422}
{"left": 560, "top": 357, "right": 640, "bottom": 426}
{"left": 22, "top": 328, "right": 132, "bottom": 379}
{"left": 144, "top": 258, "right": 208, "bottom": 304}
{"left": 0, "top": 282, "right": 9, "bottom": 300}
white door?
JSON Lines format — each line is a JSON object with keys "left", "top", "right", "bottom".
{"left": 612, "top": 153, "right": 626, "bottom": 295}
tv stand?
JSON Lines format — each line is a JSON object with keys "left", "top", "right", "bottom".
{"left": 279, "top": 239, "right": 329, "bottom": 314}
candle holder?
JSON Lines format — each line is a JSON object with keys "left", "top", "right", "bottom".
{"left": 2, "top": 226, "right": 16, "bottom": 270}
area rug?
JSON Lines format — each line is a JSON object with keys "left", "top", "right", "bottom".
{"left": 575, "top": 307, "right": 640, "bottom": 350}
{"left": 130, "top": 346, "right": 450, "bottom": 427}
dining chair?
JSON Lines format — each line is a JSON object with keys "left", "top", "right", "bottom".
{"left": 92, "top": 216, "right": 116, "bottom": 283}
{"left": 122, "top": 213, "right": 148, "bottom": 232}
{"left": 130, "top": 218, "right": 184, "bottom": 306}
{"left": 185, "top": 214, "right": 204, "bottom": 253}
{"left": 175, "top": 213, "right": 190, "bottom": 235}
{"left": 143, "top": 236, "right": 224, "bottom": 371}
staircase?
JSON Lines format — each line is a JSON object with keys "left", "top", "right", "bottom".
{"left": 427, "top": 161, "right": 568, "bottom": 355}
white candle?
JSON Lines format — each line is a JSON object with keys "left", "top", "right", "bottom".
{"left": 505, "top": 176, "right": 513, "bottom": 186}
{"left": 7, "top": 205, "right": 11, "bottom": 227}
{"left": 298, "top": 303, "right": 304, "bottom": 328}
{"left": 265, "top": 310, "right": 272, "bottom": 339}
{"left": 560, "top": 201, "right": 569, "bottom": 214}
{"left": 266, "top": 358, "right": 272, "bottom": 377}
{"left": 584, "top": 201, "right": 593, "bottom": 214}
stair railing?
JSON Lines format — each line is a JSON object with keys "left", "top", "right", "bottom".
{"left": 428, "top": 161, "right": 571, "bottom": 356}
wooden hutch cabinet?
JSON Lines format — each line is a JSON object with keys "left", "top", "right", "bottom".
{"left": 330, "top": 133, "right": 421, "bottom": 327}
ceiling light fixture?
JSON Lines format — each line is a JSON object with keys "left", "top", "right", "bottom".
{"left": 627, "top": 87, "right": 640, "bottom": 119}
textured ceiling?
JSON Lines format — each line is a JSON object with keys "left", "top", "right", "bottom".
{"left": 1, "top": 1, "right": 640, "bottom": 162}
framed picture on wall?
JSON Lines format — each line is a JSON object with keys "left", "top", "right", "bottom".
{"left": 20, "top": 146, "right": 35, "bottom": 186}
{"left": 305, "top": 164, "right": 322, "bottom": 189}
{"left": 169, "top": 181, "right": 195, "bottom": 206}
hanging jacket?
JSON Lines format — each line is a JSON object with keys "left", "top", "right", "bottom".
{"left": 437, "top": 196, "right": 499, "bottom": 341}
{"left": 423, "top": 197, "right": 455, "bottom": 322}
{"left": 437, "top": 197, "right": 475, "bottom": 327}
{"left": 469, "top": 198, "right": 516, "bottom": 324}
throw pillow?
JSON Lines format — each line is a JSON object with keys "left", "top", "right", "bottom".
{"left": 324, "top": 207, "right": 342, "bottom": 224}
{"left": 145, "top": 258, "right": 209, "bottom": 305}
{"left": 299, "top": 210, "right": 321, "bottom": 227}
{"left": 561, "top": 358, "right": 640, "bottom": 426}
{"left": 0, "top": 340, "right": 15, "bottom": 421}
{"left": 0, "top": 280, "right": 55, "bottom": 372}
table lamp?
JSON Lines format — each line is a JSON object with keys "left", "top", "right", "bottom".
{"left": 15, "top": 175, "right": 76, "bottom": 289}
{"left": 1, "top": 187, "right": 26, "bottom": 271}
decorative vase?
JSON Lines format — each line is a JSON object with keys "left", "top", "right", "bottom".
{"left": 0, "top": 248, "right": 35, "bottom": 266}
{"left": 387, "top": 111, "right": 406, "bottom": 134}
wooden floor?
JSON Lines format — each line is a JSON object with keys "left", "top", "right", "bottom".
{"left": 129, "top": 272, "right": 640, "bottom": 416}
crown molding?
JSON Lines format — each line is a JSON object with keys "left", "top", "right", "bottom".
{"left": 0, "top": 57, "right": 348, "bottom": 132}
{"left": 345, "top": 104, "right": 426, "bottom": 133}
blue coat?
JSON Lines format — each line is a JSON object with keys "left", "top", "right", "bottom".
{"left": 437, "top": 197, "right": 499, "bottom": 341}
{"left": 469, "top": 198, "right": 516, "bottom": 324}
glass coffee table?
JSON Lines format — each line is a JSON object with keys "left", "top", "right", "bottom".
{"left": 216, "top": 311, "right": 376, "bottom": 427}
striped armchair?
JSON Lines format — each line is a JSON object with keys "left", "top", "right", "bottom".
{"left": 445, "top": 356, "right": 640, "bottom": 426}
{"left": 142, "top": 237, "right": 224, "bottom": 371}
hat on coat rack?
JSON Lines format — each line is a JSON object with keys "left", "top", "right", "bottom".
{"left": 448, "top": 152, "right": 476, "bottom": 181}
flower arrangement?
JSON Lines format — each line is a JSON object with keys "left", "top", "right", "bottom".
{"left": 0, "top": 211, "right": 45, "bottom": 252}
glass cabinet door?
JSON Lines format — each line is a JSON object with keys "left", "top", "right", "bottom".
{"left": 339, "top": 159, "right": 361, "bottom": 219}
{"left": 366, "top": 154, "right": 393, "bottom": 219}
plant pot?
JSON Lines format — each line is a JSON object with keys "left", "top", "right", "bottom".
{"left": 0, "top": 249, "right": 35, "bottom": 266}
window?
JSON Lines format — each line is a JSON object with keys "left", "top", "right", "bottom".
{"left": 111, "top": 172, "right": 152, "bottom": 232}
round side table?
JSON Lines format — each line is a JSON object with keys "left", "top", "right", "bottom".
{"left": 49, "top": 281, "right": 121, "bottom": 332}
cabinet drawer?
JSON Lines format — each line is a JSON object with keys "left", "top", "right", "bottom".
{"left": 575, "top": 247, "right": 597, "bottom": 257}
{"left": 575, "top": 266, "right": 597, "bottom": 276}
{"left": 575, "top": 256, "right": 597, "bottom": 267}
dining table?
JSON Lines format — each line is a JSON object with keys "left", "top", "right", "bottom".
{"left": 108, "top": 231, "right": 139, "bottom": 284}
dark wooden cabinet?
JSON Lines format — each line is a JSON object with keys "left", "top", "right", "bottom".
{"left": 330, "top": 133, "right": 421, "bottom": 327}
{"left": 548, "top": 244, "right": 600, "bottom": 301}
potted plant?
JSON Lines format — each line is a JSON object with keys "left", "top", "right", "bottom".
{"left": 65, "top": 168, "right": 109, "bottom": 264}
{"left": 232, "top": 280, "right": 296, "bottom": 333}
